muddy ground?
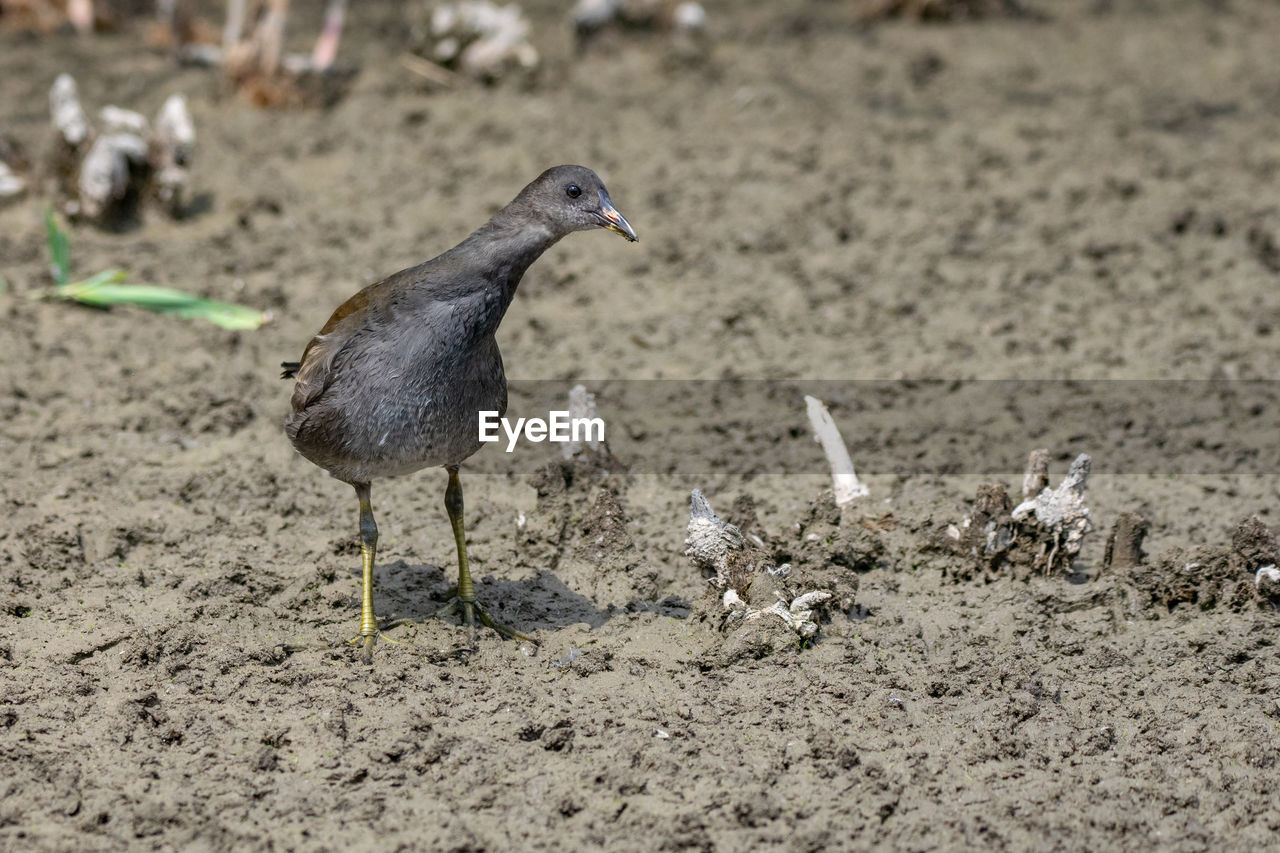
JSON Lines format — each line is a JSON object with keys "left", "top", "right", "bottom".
{"left": 3, "top": 0, "right": 1280, "bottom": 849}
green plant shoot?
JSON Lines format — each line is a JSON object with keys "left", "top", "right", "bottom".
{"left": 35, "top": 210, "right": 270, "bottom": 330}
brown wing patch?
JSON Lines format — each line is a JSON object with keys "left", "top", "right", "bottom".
{"left": 289, "top": 334, "right": 337, "bottom": 415}
{"left": 287, "top": 284, "right": 384, "bottom": 416}
{"left": 285, "top": 265, "right": 427, "bottom": 420}
{"left": 319, "top": 286, "right": 375, "bottom": 336}
{"left": 296, "top": 286, "right": 374, "bottom": 367}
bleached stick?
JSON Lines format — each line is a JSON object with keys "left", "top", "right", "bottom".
{"left": 804, "top": 395, "right": 868, "bottom": 505}
{"left": 685, "top": 489, "right": 744, "bottom": 586}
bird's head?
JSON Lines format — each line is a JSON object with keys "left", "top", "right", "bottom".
{"left": 518, "top": 165, "right": 638, "bottom": 243}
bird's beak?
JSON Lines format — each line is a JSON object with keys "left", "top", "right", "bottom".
{"left": 597, "top": 189, "right": 638, "bottom": 242}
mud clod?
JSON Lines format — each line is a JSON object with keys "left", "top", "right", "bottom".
{"left": 1102, "top": 511, "right": 1149, "bottom": 571}
{"left": 1229, "top": 514, "right": 1277, "bottom": 573}
{"left": 686, "top": 490, "right": 848, "bottom": 651}
{"left": 1124, "top": 516, "right": 1280, "bottom": 613}
{"left": 945, "top": 454, "right": 1093, "bottom": 580}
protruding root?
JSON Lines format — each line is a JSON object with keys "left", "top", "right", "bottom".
{"left": 1011, "top": 453, "right": 1092, "bottom": 575}
{"left": 686, "top": 489, "right": 833, "bottom": 640}
{"left": 1022, "top": 448, "right": 1050, "bottom": 500}
{"left": 418, "top": 2, "right": 539, "bottom": 83}
{"left": 47, "top": 74, "right": 197, "bottom": 224}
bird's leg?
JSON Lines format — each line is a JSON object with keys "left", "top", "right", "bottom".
{"left": 355, "top": 481, "right": 378, "bottom": 664}
{"left": 441, "top": 466, "right": 536, "bottom": 647}
{"left": 446, "top": 466, "right": 476, "bottom": 642}
{"left": 279, "top": 484, "right": 394, "bottom": 661}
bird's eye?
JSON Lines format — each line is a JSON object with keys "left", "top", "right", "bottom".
{"left": 566, "top": 184, "right": 582, "bottom": 199}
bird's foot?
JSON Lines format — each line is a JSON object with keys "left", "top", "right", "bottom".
{"left": 273, "top": 631, "right": 399, "bottom": 665}
{"left": 345, "top": 631, "right": 408, "bottom": 665}
{"left": 444, "top": 596, "right": 538, "bottom": 646}
{"left": 383, "top": 596, "right": 537, "bottom": 649}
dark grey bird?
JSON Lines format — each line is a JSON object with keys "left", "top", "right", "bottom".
{"left": 281, "top": 165, "right": 637, "bottom": 663}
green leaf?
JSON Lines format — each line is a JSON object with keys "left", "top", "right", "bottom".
{"left": 165, "top": 299, "right": 272, "bottom": 330}
{"left": 44, "top": 208, "right": 71, "bottom": 286}
{"left": 72, "top": 269, "right": 131, "bottom": 289}
{"left": 61, "top": 279, "right": 194, "bottom": 307}
{"left": 33, "top": 215, "right": 269, "bottom": 331}
{"left": 51, "top": 278, "right": 271, "bottom": 330}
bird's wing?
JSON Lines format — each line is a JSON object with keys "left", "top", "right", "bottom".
{"left": 286, "top": 257, "right": 473, "bottom": 419}
{"left": 288, "top": 278, "right": 393, "bottom": 416}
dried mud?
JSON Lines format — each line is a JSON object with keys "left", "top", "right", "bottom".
{"left": 3, "top": 1, "right": 1280, "bottom": 850}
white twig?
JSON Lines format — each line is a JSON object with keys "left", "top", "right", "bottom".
{"left": 51, "top": 74, "right": 91, "bottom": 147}
{"left": 804, "top": 395, "right": 868, "bottom": 505}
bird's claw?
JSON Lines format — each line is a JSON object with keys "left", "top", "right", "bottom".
{"left": 344, "top": 630, "right": 409, "bottom": 664}
{"left": 432, "top": 596, "right": 538, "bottom": 647}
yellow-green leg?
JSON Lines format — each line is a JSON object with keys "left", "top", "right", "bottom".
{"left": 355, "top": 481, "right": 378, "bottom": 664}
{"left": 440, "top": 466, "right": 536, "bottom": 647}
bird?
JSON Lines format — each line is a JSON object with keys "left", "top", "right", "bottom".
{"left": 281, "top": 165, "right": 637, "bottom": 663}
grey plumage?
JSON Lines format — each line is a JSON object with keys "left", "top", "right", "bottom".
{"left": 284, "top": 165, "right": 636, "bottom": 484}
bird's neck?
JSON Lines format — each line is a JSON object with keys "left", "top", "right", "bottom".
{"left": 457, "top": 207, "right": 564, "bottom": 323}
{"left": 480, "top": 215, "right": 560, "bottom": 287}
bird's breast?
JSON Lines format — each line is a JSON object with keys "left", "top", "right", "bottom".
{"left": 335, "top": 338, "right": 505, "bottom": 472}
